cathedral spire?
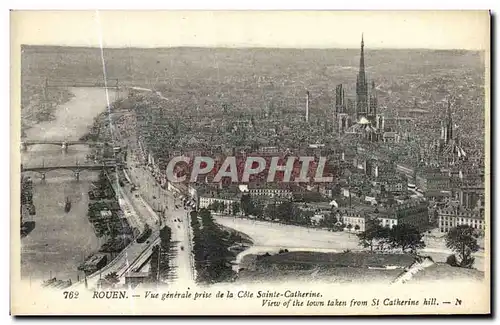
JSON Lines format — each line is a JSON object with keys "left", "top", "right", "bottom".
{"left": 356, "top": 33, "right": 368, "bottom": 119}
{"left": 359, "top": 33, "right": 366, "bottom": 81}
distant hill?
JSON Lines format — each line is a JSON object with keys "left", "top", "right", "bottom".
{"left": 20, "top": 45, "right": 485, "bottom": 143}
{"left": 21, "top": 45, "right": 483, "bottom": 87}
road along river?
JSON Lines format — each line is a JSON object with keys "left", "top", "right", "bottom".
{"left": 20, "top": 87, "right": 118, "bottom": 282}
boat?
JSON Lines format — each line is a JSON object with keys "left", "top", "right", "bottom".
{"left": 64, "top": 197, "right": 71, "bottom": 213}
{"left": 42, "top": 278, "right": 57, "bottom": 288}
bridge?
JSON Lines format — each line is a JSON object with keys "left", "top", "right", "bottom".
{"left": 21, "top": 163, "right": 123, "bottom": 180}
{"left": 20, "top": 140, "right": 104, "bottom": 152}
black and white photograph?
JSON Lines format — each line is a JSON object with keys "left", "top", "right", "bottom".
{"left": 10, "top": 10, "right": 491, "bottom": 315}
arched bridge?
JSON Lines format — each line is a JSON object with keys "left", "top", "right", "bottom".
{"left": 21, "top": 163, "right": 123, "bottom": 181}
{"left": 20, "top": 140, "right": 104, "bottom": 152}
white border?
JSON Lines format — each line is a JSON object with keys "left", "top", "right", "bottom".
{"left": 2, "top": 1, "right": 498, "bottom": 324}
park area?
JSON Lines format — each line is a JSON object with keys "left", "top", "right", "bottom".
{"left": 214, "top": 216, "right": 486, "bottom": 274}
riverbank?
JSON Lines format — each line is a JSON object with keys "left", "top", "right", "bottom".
{"left": 78, "top": 174, "right": 135, "bottom": 275}
{"left": 21, "top": 87, "right": 116, "bottom": 282}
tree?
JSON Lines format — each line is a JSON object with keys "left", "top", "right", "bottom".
{"left": 320, "top": 212, "right": 337, "bottom": 229}
{"left": 446, "top": 254, "right": 458, "bottom": 267}
{"left": 354, "top": 224, "right": 360, "bottom": 232}
{"left": 346, "top": 224, "right": 353, "bottom": 232}
{"left": 149, "top": 245, "right": 160, "bottom": 281}
{"left": 159, "top": 226, "right": 172, "bottom": 245}
{"left": 104, "top": 272, "right": 120, "bottom": 285}
{"left": 375, "top": 226, "right": 391, "bottom": 251}
{"left": 240, "top": 194, "right": 252, "bottom": 216}
{"left": 388, "top": 224, "right": 425, "bottom": 253}
{"left": 207, "top": 202, "right": 215, "bottom": 211}
{"left": 298, "top": 210, "right": 314, "bottom": 226}
{"left": 263, "top": 204, "right": 276, "bottom": 220}
{"left": 208, "top": 201, "right": 223, "bottom": 213}
{"left": 357, "top": 218, "right": 389, "bottom": 252}
{"left": 275, "top": 202, "right": 302, "bottom": 224}
{"left": 445, "top": 225, "right": 480, "bottom": 268}
{"left": 219, "top": 202, "right": 227, "bottom": 213}
{"left": 199, "top": 208, "right": 211, "bottom": 220}
{"left": 231, "top": 201, "right": 240, "bottom": 215}
{"left": 252, "top": 201, "right": 265, "bottom": 218}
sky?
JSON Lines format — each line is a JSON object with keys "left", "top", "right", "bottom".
{"left": 11, "top": 10, "right": 490, "bottom": 50}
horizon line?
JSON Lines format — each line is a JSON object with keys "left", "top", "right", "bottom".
{"left": 20, "top": 44, "right": 484, "bottom": 51}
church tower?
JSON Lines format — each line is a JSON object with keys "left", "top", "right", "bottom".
{"left": 368, "top": 80, "right": 377, "bottom": 124}
{"left": 356, "top": 34, "right": 369, "bottom": 120}
{"left": 335, "top": 84, "right": 350, "bottom": 134}
{"left": 335, "top": 84, "right": 347, "bottom": 114}
{"left": 441, "top": 99, "right": 453, "bottom": 145}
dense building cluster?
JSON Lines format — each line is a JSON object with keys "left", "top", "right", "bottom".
{"left": 119, "top": 35, "right": 485, "bottom": 237}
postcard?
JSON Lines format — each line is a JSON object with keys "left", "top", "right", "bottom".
{"left": 10, "top": 10, "right": 491, "bottom": 315}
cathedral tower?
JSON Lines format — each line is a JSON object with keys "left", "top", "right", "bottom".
{"left": 356, "top": 34, "right": 368, "bottom": 120}
{"left": 368, "top": 80, "right": 378, "bottom": 124}
{"left": 441, "top": 99, "right": 453, "bottom": 145}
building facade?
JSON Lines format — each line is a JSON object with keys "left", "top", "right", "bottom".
{"left": 415, "top": 171, "right": 451, "bottom": 193}
{"left": 438, "top": 207, "right": 485, "bottom": 233}
{"left": 375, "top": 200, "right": 429, "bottom": 230}
{"left": 340, "top": 211, "right": 367, "bottom": 232}
{"left": 198, "top": 196, "right": 238, "bottom": 214}
{"left": 248, "top": 183, "right": 294, "bottom": 199}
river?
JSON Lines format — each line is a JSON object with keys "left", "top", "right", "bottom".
{"left": 20, "top": 87, "right": 118, "bottom": 282}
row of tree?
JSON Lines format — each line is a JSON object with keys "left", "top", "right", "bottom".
{"left": 357, "top": 219, "right": 481, "bottom": 268}
{"left": 239, "top": 195, "right": 365, "bottom": 232}
{"left": 190, "top": 209, "right": 236, "bottom": 284}
{"left": 240, "top": 194, "right": 314, "bottom": 226}
{"left": 206, "top": 201, "right": 240, "bottom": 215}
{"left": 149, "top": 226, "right": 172, "bottom": 283}
{"left": 357, "top": 219, "right": 426, "bottom": 254}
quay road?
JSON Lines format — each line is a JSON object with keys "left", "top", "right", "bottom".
{"left": 125, "top": 147, "right": 196, "bottom": 286}
{"left": 71, "top": 234, "right": 161, "bottom": 291}
{"left": 72, "top": 166, "right": 195, "bottom": 289}
{"left": 71, "top": 96, "right": 196, "bottom": 289}
{"left": 121, "top": 86, "right": 196, "bottom": 285}
{"left": 70, "top": 176, "right": 162, "bottom": 291}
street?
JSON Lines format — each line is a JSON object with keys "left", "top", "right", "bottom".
{"left": 124, "top": 149, "right": 196, "bottom": 286}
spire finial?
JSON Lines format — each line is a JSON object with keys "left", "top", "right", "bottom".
{"left": 361, "top": 33, "right": 364, "bottom": 46}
